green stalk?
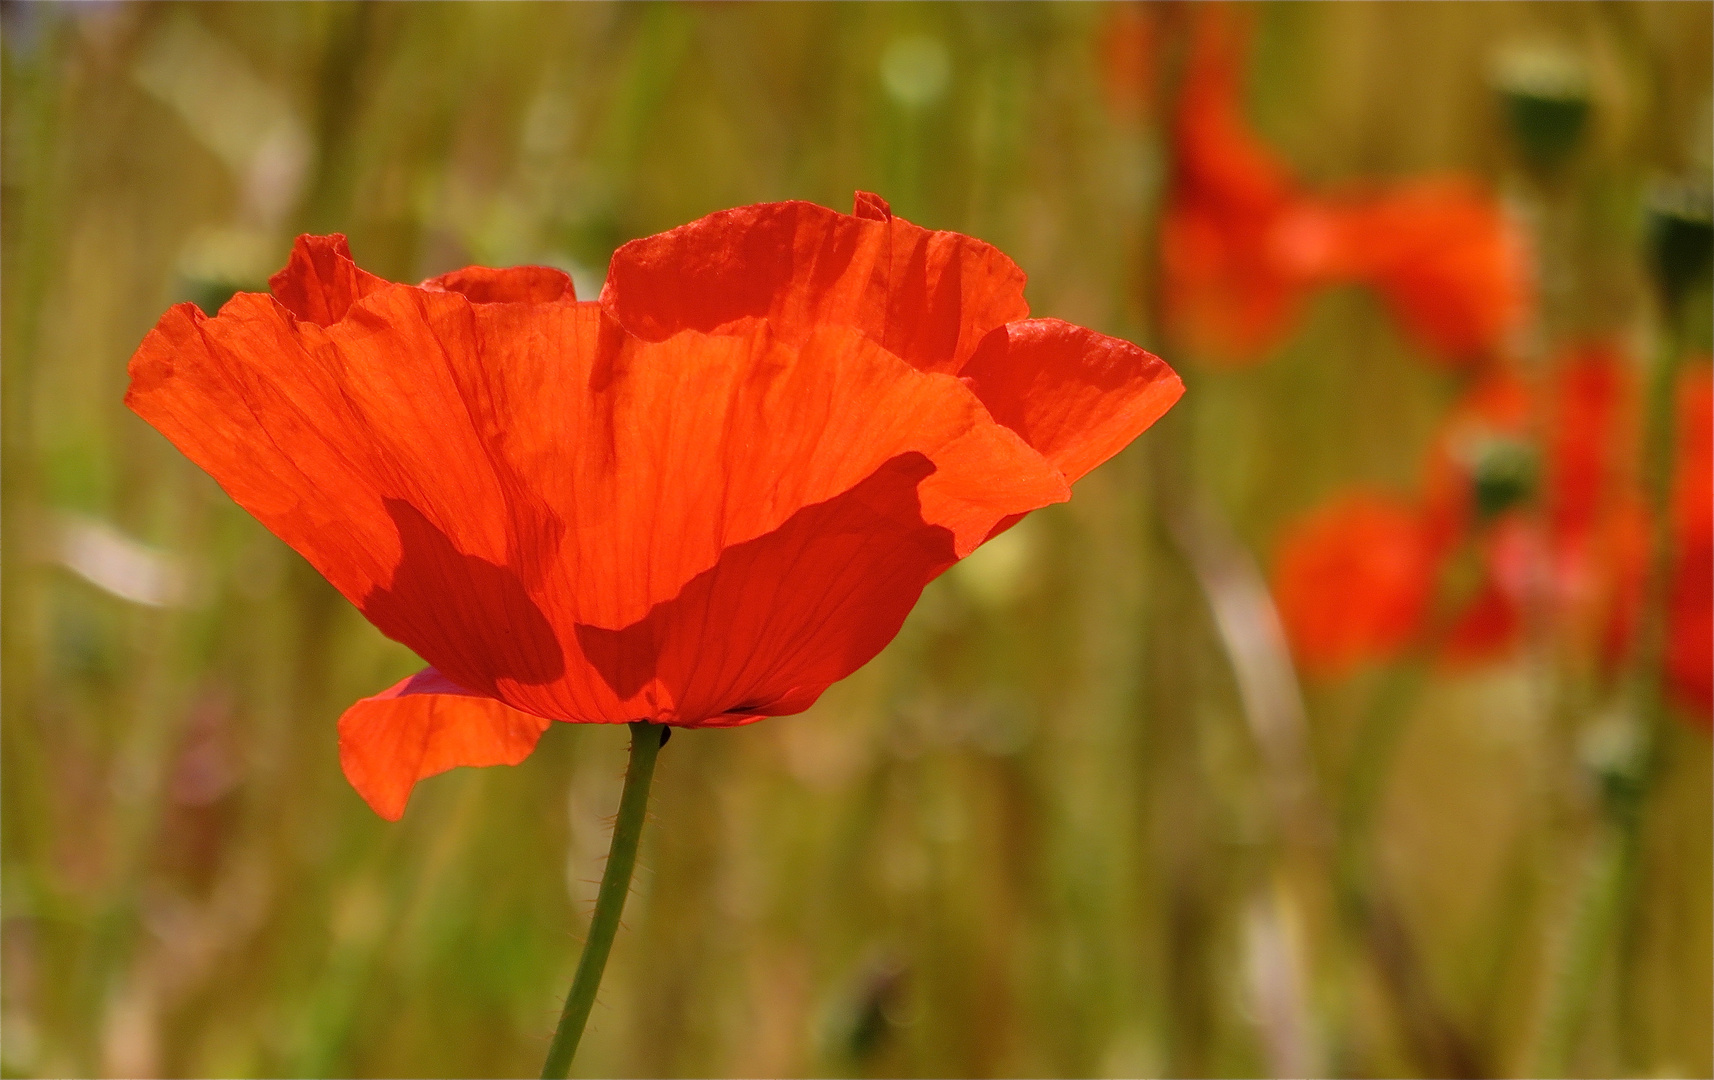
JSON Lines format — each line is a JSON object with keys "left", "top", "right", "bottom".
{"left": 1335, "top": 663, "right": 1425, "bottom": 913}
{"left": 541, "top": 721, "right": 668, "bottom": 1079}
{"left": 1534, "top": 302, "right": 1688, "bottom": 1077}
{"left": 1535, "top": 812, "right": 1638, "bottom": 1077}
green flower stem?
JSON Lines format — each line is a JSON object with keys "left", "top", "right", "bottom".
{"left": 541, "top": 721, "right": 668, "bottom": 1079}
{"left": 1535, "top": 312, "right": 1688, "bottom": 1076}
{"left": 1536, "top": 811, "right": 1638, "bottom": 1076}
{"left": 1335, "top": 663, "right": 1426, "bottom": 911}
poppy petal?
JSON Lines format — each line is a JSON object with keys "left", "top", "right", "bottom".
{"left": 1272, "top": 493, "right": 1437, "bottom": 677}
{"left": 126, "top": 288, "right": 586, "bottom": 701}
{"left": 1668, "top": 366, "right": 1713, "bottom": 723}
{"left": 1173, "top": 7, "right": 1295, "bottom": 210}
{"left": 512, "top": 319, "right": 1070, "bottom": 724}
{"left": 1325, "top": 179, "right": 1531, "bottom": 365}
{"left": 599, "top": 195, "right": 1030, "bottom": 375}
{"left": 337, "top": 668, "right": 551, "bottom": 820}
{"left": 1441, "top": 575, "right": 1523, "bottom": 665}
{"left": 422, "top": 264, "right": 576, "bottom": 304}
{"left": 853, "top": 190, "right": 893, "bottom": 221}
{"left": 1160, "top": 7, "right": 1321, "bottom": 364}
{"left": 962, "top": 318, "right": 1185, "bottom": 483}
{"left": 267, "top": 234, "right": 389, "bottom": 327}
{"left": 125, "top": 300, "right": 401, "bottom": 608}
{"left": 1545, "top": 344, "right": 1632, "bottom": 546}
{"left": 574, "top": 452, "right": 961, "bottom": 723}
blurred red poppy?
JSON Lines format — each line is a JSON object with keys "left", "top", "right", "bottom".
{"left": 1279, "top": 345, "right": 1678, "bottom": 683}
{"left": 1667, "top": 364, "right": 1712, "bottom": 723}
{"left": 1160, "top": 7, "right": 1334, "bottom": 362}
{"left": 1322, "top": 180, "right": 1532, "bottom": 367}
{"left": 1161, "top": 9, "right": 1529, "bottom": 368}
{"left": 1427, "top": 346, "right": 1649, "bottom": 668}
{"left": 127, "top": 193, "right": 1183, "bottom": 818}
{"left": 1272, "top": 492, "right": 1437, "bottom": 677}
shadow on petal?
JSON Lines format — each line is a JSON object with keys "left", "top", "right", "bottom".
{"left": 575, "top": 452, "right": 958, "bottom": 722}
{"left": 361, "top": 500, "right": 565, "bottom": 696}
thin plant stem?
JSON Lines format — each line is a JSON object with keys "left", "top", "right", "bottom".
{"left": 1535, "top": 809, "right": 1638, "bottom": 1076}
{"left": 1534, "top": 305, "right": 1688, "bottom": 1076}
{"left": 541, "top": 721, "right": 668, "bottom": 1079}
{"left": 1333, "top": 664, "right": 1483, "bottom": 1076}
{"left": 1335, "top": 663, "right": 1425, "bottom": 910}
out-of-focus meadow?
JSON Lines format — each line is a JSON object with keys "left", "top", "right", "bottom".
{"left": 2, "top": 2, "right": 1710, "bottom": 1077}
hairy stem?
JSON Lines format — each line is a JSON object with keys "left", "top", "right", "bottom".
{"left": 541, "top": 721, "right": 668, "bottom": 1079}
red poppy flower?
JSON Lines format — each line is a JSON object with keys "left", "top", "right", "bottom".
{"left": 1321, "top": 180, "right": 1532, "bottom": 367}
{"left": 1161, "top": 7, "right": 1335, "bottom": 362}
{"left": 127, "top": 192, "right": 1183, "bottom": 818}
{"left": 1280, "top": 345, "right": 1648, "bottom": 679}
{"left": 1428, "top": 346, "right": 1648, "bottom": 667}
{"left": 1271, "top": 492, "right": 1438, "bottom": 677}
{"left": 1667, "top": 364, "right": 1712, "bottom": 724}
{"left": 1160, "top": 9, "right": 1529, "bottom": 369}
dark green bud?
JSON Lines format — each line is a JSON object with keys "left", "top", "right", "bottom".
{"left": 1647, "top": 180, "right": 1714, "bottom": 316}
{"left": 1470, "top": 437, "right": 1538, "bottom": 522}
{"left": 1491, "top": 43, "right": 1591, "bottom": 174}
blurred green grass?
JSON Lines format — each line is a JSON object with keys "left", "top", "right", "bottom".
{"left": 1, "top": 3, "right": 1709, "bottom": 1077}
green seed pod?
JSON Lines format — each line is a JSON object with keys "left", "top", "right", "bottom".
{"left": 1491, "top": 42, "right": 1592, "bottom": 174}
{"left": 1647, "top": 180, "right": 1714, "bottom": 316}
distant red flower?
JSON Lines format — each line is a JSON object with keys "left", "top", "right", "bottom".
{"left": 1667, "top": 364, "right": 1712, "bottom": 723}
{"left": 1322, "top": 180, "right": 1532, "bottom": 367}
{"left": 1426, "top": 346, "right": 1648, "bottom": 667}
{"left": 127, "top": 193, "right": 1183, "bottom": 818}
{"left": 1160, "top": 7, "right": 1333, "bottom": 362}
{"left": 1272, "top": 492, "right": 1437, "bottom": 677}
{"left": 1161, "top": 9, "right": 1529, "bottom": 368}
{"left": 1279, "top": 345, "right": 1677, "bottom": 682}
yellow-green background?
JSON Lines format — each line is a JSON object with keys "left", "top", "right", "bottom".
{"left": 2, "top": 3, "right": 1709, "bottom": 1077}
